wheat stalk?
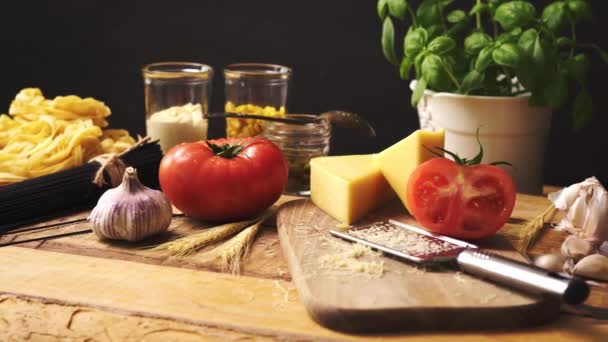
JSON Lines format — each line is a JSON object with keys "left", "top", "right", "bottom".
{"left": 152, "top": 218, "right": 259, "bottom": 256}
{"left": 515, "top": 204, "right": 556, "bottom": 253}
{"left": 212, "top": 211, "right": 272, "bottom": 274}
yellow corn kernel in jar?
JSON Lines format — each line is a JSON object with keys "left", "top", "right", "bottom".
{"left": 225, "top": 101, "right": 286, "bottom": 138}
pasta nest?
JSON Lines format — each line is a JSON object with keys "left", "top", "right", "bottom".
{"left": 0, "top": 88, "right": 136, "bottom": 185}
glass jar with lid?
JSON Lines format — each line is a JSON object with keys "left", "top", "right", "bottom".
{"left": 143, "top": 62, "right": 213, "bottom": 153}
{"left": 224, "top": 63, "right": 291, "bottom": 138}
{"left": 263, "top": 115, "right": 331, "bottom": 196}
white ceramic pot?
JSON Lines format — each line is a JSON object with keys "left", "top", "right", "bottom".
{"left": 410, "top": 81, "right": 552, "bottom": 195}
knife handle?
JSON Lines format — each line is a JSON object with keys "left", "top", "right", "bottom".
{"left": 457, "top": 249, "right": 589, "bottom": 305}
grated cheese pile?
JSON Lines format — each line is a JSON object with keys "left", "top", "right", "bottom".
{"left": 318, "top": 243, "right": 384, "bottom": 278}
{"left": 349, "top": 222, "right": 458, "bottom": 256}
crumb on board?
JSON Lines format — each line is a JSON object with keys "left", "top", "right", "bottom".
{"left": 335, "top": 223, "right": 352, "bottom": 231}
{"left": 273, "top": 280, "right": 290, "bottom": 303}
{"left": 480, "top": 293, "right": 497, "bottom": 304}
{"left": 317, "top": 242, "right": 384, "bottom": 278}
{"left": 271, "top": 280, "right": 296, "bottom": 310}
{"left": 454, "top": 272, "right": 467, "bottom": 283}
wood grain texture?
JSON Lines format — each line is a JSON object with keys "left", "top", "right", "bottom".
{"left": 2, "top": 247, "right": 607, "bottom": 342}
{"left": 1, "top": 192, "right": 607, "bottom": 340}
{"left": 0, "top": 197, "right": 300, "bottom": 281}
{"left": 276, "top": 198, "right": 561, "bottom": 333}
{"left": 0, "top": 193, "right": 553, "bottom": 282}
{"left": 0, "top": 246, "right": 328, "bottom": 340}
{"left": 0, "top": 294, "right": 275, "bottom": 341}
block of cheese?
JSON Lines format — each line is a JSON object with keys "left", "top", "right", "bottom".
{"left": 310, "top": 155, "right": 395, "bottom": 225}
{"left": 373, "top": 129, "right": 445, "bottom": 212}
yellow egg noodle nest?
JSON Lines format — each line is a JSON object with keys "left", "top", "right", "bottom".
{"left": 225, "top": 101, "right": 286, "bottom": 138}
{"left": 0, "top": 88, "right": 136, "bottom": 186}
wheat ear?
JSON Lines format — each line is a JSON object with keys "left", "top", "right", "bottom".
{"left": 152, "top": 218, "right": 259, "bottom": 256}
{"left": 212, "top": 212, "right": 272, "bottom": 274}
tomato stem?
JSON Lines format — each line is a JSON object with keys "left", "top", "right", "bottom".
{"left": 424, "top": 128, "right": 512, "bottom": 167}
{"left": 206, "top": 141, "right": 244, "bottom": 158}
{"left": 205, "top": 136, "right": 267, "bottom": 159}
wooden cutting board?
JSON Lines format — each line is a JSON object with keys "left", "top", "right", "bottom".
{"left": 276, "top": 199, "right": 561, "bottom": 333}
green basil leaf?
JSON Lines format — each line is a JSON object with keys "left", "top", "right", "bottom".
{"left": 412, "top": 78, "right": 427, "bottom": 106}
{"left": 442, "top": 55, "right": 456, "bottom": 74}
{"left": 469, "top": 3, "right": 489, "bottom": 15}
{"left": 556, "top": 36, "right": 573, "bottom": 48}
{"left": 514, "top": 60, "right": 534, "bottom": 90}
{"left": 417, "top": 0, "right": 443, "bottom": 27}
{"left": 426, "top": 25, "right": 444, "bottom": 40}
{"left": 525, "top": 36, "right": 551, "bottom": 92}
{"left": 518, "top": 28, "right": 538, "bottom": 54}
{"left": 510, "top": 27, "right": 523, "bottom": 36}
{"left": 381, "top": 17, "right": 399, "bottom": 65}
{"left": 404, "top": 27, "right": 428, "bottom": 56}
{"left": 573, "top": 89, "right": 592, "bottom": 130}
{"left": 542, "top": 1, "right": 567, "bottom": 33}
{"left": 400, "top": 56, "right": 414, "bottom": 80}
{"left": 564, "top": 53, "right": 590, "bottom": 84}
{"left": 494, "top": 1, "right": 536, "bottom": 31}
{"left": 414, "top": 51, "right": 427, "bottom": 77}
{"left": 497, "top": 27, "right": 522, "bottom": 44}
{"left": 387, "top": 0, "right": 408, "bottom": 21}
{"left": 531, "top": 36, "right": 546, "bottom": 67}
{"left": 488, "top": 0, "right": 505, "bottom": 14}
{"left": 567, "top": 0, "right": 592, "bottom": 22}
{"left": 459, "top": 69, "right": 485, "bottom": 94}
{"left": 465, "top": 32, "right": 492, "bottom": 56}
{"left": 422, "top": 54, "right": 452, "bottom": 91}
{"left": 475, "top": 46, "right": 495, "bottom": 71}
{"left": 543, "top": 74, "right": 568, "bottom": 109}
{"left": 492, "top": 43, "right": 523, "bottom": 68}
{"left": 446, "top": 9, "right": 466, "bottom": 23}
{"left": 447, "top": 20, "right": 469, "bottom": 36}
{"left": 377, "top": 0, "right": 389, "bottom": 20}
{"left": 427, "top": 35, "right": 456, "bottom": 55}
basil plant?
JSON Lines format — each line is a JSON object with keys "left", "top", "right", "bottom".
{"left": 378, "top": 0, "right": 607, "bottom": 129}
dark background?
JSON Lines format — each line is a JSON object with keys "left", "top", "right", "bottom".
{"left": 0, "top": 0, "right": 606, "bottom": 187}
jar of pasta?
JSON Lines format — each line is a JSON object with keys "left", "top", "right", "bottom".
{"left": 143, "top": 62, "right": 213, "bottom": 153}
{"left": 223, "top": 63, "right": 291, "bottom": 138}
{"left": 263, "top": 115, "right": 331, "bottom": 196}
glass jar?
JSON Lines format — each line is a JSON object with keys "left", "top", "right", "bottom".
{"left": 263, "top": 115, "right": 331, "bottom": 196}
{"left": 143, "top": 62, "right": 213, "bottom": 153}
{"left": 224, "top": 63, "right": 291, "bottom": 138}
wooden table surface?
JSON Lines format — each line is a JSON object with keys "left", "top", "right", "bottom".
{"left": 1, "top": 191, "right": 607, "bottom": 341}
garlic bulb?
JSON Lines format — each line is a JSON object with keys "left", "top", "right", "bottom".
{"left": 572, "top": 254, "right": 608, "bottom": 282}
{"left": 548, "top": 177, "right": 608, "bottom": 246}
{"left": 89, "top": 167, "right": 172, "bottom": 242}
{"left": 561, "top": 235, "right": 596, "bottom": 263}
{"left": 534, "top": 253, "right": 565, "bottom": 273}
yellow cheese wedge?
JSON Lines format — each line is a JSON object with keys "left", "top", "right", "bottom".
{"left": 373, "top": 129, "right": 445, "bottom": 212}
{"left": 310, "top": 155, "right": 395, "bottom": 225}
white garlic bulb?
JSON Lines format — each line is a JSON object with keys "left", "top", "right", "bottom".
{"left": 572, "top": 254, "right": 608, "bottom": 282}
{"left": 561, "top": 235, "right": 596, "bottom": 263}
{"left": 534, "top": 253, "right": 565, "bottom": 273}
{"left": 89, "top": 167, "right": 172, "bottom": 242}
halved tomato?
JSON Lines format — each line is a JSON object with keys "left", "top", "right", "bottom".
{"left": 406, "top": 157, "right": 516, "bottom": 240}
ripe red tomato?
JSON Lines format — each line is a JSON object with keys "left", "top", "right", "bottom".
{"left": 159, "top": 137, "right": 288, "bottom": 222}
{"left": 406, "top": 158, "right": 516, "bottom": 240}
